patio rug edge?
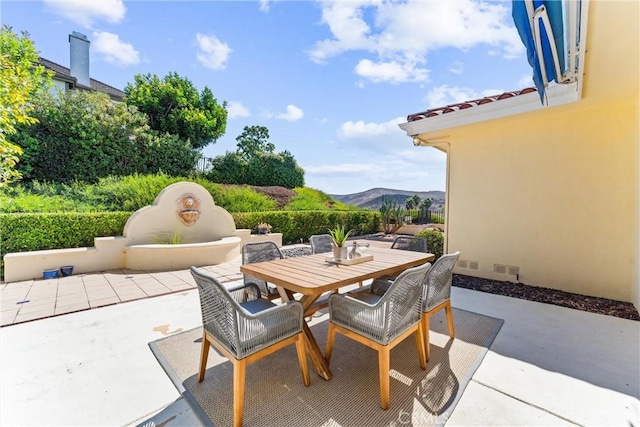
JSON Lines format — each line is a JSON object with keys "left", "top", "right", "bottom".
{"left": 149, "top": 308, "right": 503, "bottom": 427}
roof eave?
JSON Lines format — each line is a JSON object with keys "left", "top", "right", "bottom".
{"left": 399, "top": 82, "right": 581, "bottom": 139}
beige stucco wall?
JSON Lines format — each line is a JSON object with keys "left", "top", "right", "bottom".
{"left": 122, "top": 181, "right": 236, "bottom": 244}
{"left": 447, "top": 100, "right": 636, "bottom": 302}
{"left": 421, "top": 1, "right": 639, "bottom": 304}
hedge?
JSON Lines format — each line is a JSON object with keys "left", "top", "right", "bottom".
{"left": 233, "top": 210, "right": 381, "bottom": 245}
{"left": 0, "top": 210, "right": 382, "bottom": 272}
{"left": 0, "top": 212, "right": 131, "bottom": 261}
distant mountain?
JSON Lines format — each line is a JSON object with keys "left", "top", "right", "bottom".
{"left": 329, "top": 188, "right": 445, "bottom": 210}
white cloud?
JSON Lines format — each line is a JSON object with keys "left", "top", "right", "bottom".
{"left": 227, "top": 101, "right": 250, "bottom": 119}
{"left": 355, "top": 59, "right": 428, "bottom": 84}
{"left": 308, "top": 1, "right": 377, "bottom": 64}
{"left": 304, "top": 163, "right": 375, "bottom": 175}
{"left": 259, "top": 0, "right": 270, "bottom": 12}
{"left": 309, "top": 0, "right": 523, "bottom": 84}
{"left": 338, "top": 116, "right": 405, "bottom": 139}
{"left": 448, "top": 61, "right": 464, "bottom": 75}
{"left": 276, "top": 104, "right": 304, "bottom": 121}
{"left": 424, "top": 85, "right": 503, "bottom": 108}
{"left": 303, "top": 148, "right": 447, "bottom": 193}
{"left": 43, "top": 0, "right": 125, "bottom": 28}
{"left": 517, "top": 74, "right": 534, "bottom": 88}
{"left": 195, "top": 33, "right": 232, "bottom": 70}
{"left": 92, "top": 31, "right": 140, "bottom": 66}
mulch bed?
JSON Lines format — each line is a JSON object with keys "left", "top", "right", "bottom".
{"left": 453, "top": 274, "right": 640, "bottom": 321}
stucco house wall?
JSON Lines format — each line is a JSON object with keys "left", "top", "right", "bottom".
{"left": 406, "top": 1, "right": 639, "bottom": 306}
{"left": 448, "top": 99, "right": 636, "bottom": 302}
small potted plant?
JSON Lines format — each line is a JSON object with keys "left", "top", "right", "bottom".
{"left": 256, "top": 223, "right": 272, "bottom": 235}
{"left": 328, "top": 224, "right": 352, "bottom": 260}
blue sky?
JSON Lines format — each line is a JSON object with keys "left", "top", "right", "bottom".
{"left": 2, "top": 0, "right": 534, "bottom": 195}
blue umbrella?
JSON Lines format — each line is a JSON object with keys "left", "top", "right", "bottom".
{"left": 512, "top": 0, "right": 566, "bottom": 103}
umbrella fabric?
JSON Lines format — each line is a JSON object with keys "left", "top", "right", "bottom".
{"left": 512, "top": 0, "right": 566, "bottom": 103}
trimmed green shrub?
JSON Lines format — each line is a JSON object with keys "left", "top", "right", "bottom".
{"left": 232, "top": 210, "right": 381, "bottom": 245}
{"left": 415, "top": 229, "right": 444, "bottom": 260}
{"left": 0, "top": 212, "right": 130, "bottom": 265}
{"left": 1, "top": 210, "right": 380, "bottom": 261}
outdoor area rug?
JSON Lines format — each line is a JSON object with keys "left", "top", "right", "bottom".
{"left": 149, "top": 308, "right": 503, "bottom": 427}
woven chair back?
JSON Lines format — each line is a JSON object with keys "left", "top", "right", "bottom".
{"left": 423, "top": 252, "right": 460, "bottom": 312}
{"left": 310, "top": 234, "right": 335, "bottom": 254}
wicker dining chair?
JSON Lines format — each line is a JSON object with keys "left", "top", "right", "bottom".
{"left": 390, "top": 235, "right": 428, "bottom": 252}
{"left": 368, "top": 235, "right": 429, "bottom": 294}
{"left": 421, "top": 251, "right": 460, "bottom": 361}
{"left": 325, "top": 262, "right": 431, "bottom": 410}
{"left": 190, "top": 267, "right": 310, "bottom": 427}
{"left": 242, "top": 241, "right": 283, "bottom": 300}
{"left": 309, "top": 234, "right": 335, "bottom": 254}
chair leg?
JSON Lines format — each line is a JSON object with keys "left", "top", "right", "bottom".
{"left": 445, "top": 301, "right": 455, "bottom": 339}
{"left": 233, "top": 359, "right": 247, "bottom": 427}
{"left": 295, "top": 333, "right": 310, "bottom": 386}
{"left": 415, "top": 324, "right": 427, "bottom": 369}
{"left": 325, "top": 322, "right": 336, "bottom": 364}
{"left": 421, "top": 314, "right": 431, "bottom": 362}
{"left": 378, "top": 346, "right": 390, "bottom": 410}
{"left": 198, "top": 331, "right": 210, "bottom": 382}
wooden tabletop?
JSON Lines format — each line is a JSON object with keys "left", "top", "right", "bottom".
{"left": 240, "top": 246, "right": 435, "bottom": 295}
{"left": 240, "top": 246, "right": 434, "bottom": 380}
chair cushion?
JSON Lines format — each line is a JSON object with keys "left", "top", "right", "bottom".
{"left": 240, "top": 298, "right": 277, "bottom": 314}
{"left": 352, "top": 292, "right": 382, "bottom": 305}
{"left": 371, "top": 278, "right": 393, "bottom": 296}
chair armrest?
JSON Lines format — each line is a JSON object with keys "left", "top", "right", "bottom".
{"left": 227, "top": 282, "right": 262, "bottom": 302}
{"left": 328, "top": 293, "right": 389, "bottom": 342}
{"left": 238, "top": 299, "right": 303, "bottom": 321}
{"left": 235, "top": 300, "right": 304, "bottom": 357}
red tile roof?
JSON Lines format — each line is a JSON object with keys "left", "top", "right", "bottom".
{"left": 406, "top": 87, "right": 538, "bottom": 122}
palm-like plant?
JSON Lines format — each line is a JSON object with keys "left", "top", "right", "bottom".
{"left": 328, "top": 224, "right": 352, "bottom": 247}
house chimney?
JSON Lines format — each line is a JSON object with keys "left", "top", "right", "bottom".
{"left": 69, "top": 31, "right": 90, "bottom": 87}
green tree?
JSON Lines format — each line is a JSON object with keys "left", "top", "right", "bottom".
{"left": 235, "top": 125, "right": 275, "bottom": 161}
{"left": 418, "top": 197, "right": 433, "bottom": 211}
{"left": 0, "top": 26, "right": 52, "bottom": 185}
{"left": 405, "top": 194, "right": 420, "bottom": 210}
{"left": 207, "top": 152, "right": 245, "bottom": 185}
{"left": 207, "top": 125, "right": 304, "bottom": 189}
{"left": 245, "top": 150, "right": 305, "bottom": 188}
{"left": 124, "top": 72, "right": 227, "bottom": 150}
{"left": 14, "top": 90, "right": 199, "bottom": 183}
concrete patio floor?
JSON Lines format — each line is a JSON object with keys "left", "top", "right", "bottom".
{"left": 1, "top": 252, "right": 638, "bottom": 426}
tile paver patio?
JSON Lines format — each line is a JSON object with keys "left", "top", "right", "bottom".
{"left": 0, "top": 259, "right": 243, "bottom": 326}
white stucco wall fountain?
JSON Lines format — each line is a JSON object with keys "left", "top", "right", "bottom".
{"left": 3, "top": 182, "right": 282, "bottom": 282}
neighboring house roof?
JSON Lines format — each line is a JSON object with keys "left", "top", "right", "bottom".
{"left": 39, "top": 57, "right": 126, "bottom": 102}
{"left": 406, "top": 87, "right": 538, "bottom": 122}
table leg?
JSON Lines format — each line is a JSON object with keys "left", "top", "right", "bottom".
{"left": 277, "top": 287, "right": 333, "bottom": 380}
{"left": 301, "top": 320, "right": 332, "bottom": 380}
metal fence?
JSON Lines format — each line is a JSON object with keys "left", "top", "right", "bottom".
{"left": 410, "top": 207, "right": 445, "bottom": 225}
{"left": 197, "top": 156, "right": 213, "bottom": 173}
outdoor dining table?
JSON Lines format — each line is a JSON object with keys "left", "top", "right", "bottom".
{"left": 239, "top": 246, "right": 435, "bottom": 380}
